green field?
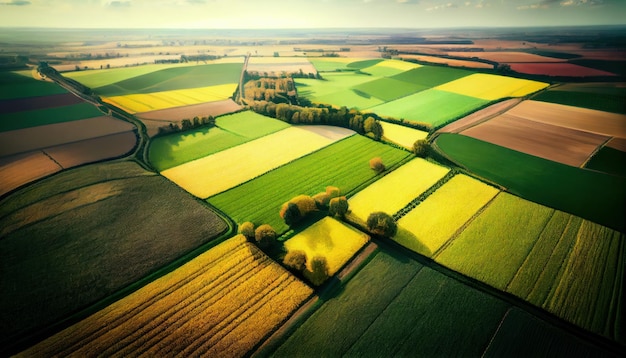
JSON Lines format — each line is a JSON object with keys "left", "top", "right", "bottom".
{"left": 308, "top": 58, "right": 357, "bottom": 72}
{"left": 347, "top": 59, "right": 384, "bottom": 69}
{"left": 0, "top": 161, "right": 230, "bottom": 347}
{"left": 0, "top": 71, "right": 68, "bottom": 100}
{"left": 64, "top": 64, "right": 181, "bottom": 88}
{"left": 585, "top": 146, "right": 626, "bottom": 177}
{"left": 434, "top": 133, "right": 626, "bottom": 232}
{"left": 93, "top": 63, "right": 243, "bottom": 97}
{"left": 533, "top": 85, "right": 626, "bottom": 114}
{"left": 352, "top": 77, "right": 428, "bottom": 101}
{"left": 208, "top": 135, "right": 411, "bottom": 233}
{"left": 0, "top": 102, "right": 104, "bottom": 132}
{"left": 390, "top": 65, "right": 473, "bottom": 87}
{"left": 295, "top": 72, "right": 381, "bottom": 100}
{"left": 312, "top": 89, "right": 384, "bottom": 110}
{"left": 367, "top": 89, "right": 489, "bottom": 128}
{"left": 149, "top": 111, "right": 290, "bottom": 171}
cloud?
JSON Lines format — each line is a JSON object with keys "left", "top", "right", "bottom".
{"left": 396, "top": 0, "right": 419, "bottom": 3}
{"left": 518, "top": 0, "right": 604, "bottom": 10}
{"left": 106, "top": 0, "right": 131, "bottom": 7}
{"left": 0, "top": 0, "right": 31, "bottom": 5}
{"left": 426, "top": 2, "right": 459, "bottom": 11}
{"left": 187, "top": 0, "right": 205, "bottom": 4}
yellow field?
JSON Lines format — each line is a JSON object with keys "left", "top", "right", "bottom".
{"left": 348, "top": 158, "right": 450, "bottom": 223}
{"left": 21, "top": 235, "right": 313, "bottom": 357}
{"left": 284, "top": 217, "right": 369, "bottom": 276}
{"left": 435, "top": 73, "right": 548, "bottom": 100}
{"left": 372, "top": 59, "right": 421, "bottom": 71}
{"left": 394, "top": 174, "right": 500, "bottom": 257}
{"left": 380, "top": 121, "right": 428, "bottom": 150}
{"left": 162, "top": 127, "right": 352, "bottom": 198}
{"left": 103, "top": 83, "right": 238, "bottom": 113}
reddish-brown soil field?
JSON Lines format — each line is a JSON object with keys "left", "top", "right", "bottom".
{"left": 0, "top": 151, "right": 62, "bottom": 197}
{"left": 447, "top": 51, "right": 565, "bottom": 63}
{"left": 399, "top": 54, "right": 493, "bottom": 69}
{"left": 45, "top": 131, "right": 137, "bottom": 169}
{"left": 509, "top": 63, "right": 617, "bottom": 77}
{"left": 0, "top": 116, "right": 135, "bottom": 157}
{"left": 437, "top": 98, "right": 523, "bottom": 134}
{"left": 607, "top": 137, "right": 626, "bottom": 152}
{"left": 462, "top": 114, "right": 609, "bottom": 167}
{"left": 506, "top": 100, "right": 626, "bottom": 138}
{"left": 0, "top": 93, "right": 84, "bottom": 114}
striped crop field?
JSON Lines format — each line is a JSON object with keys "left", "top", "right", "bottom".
{"left": 348, "top": 158, "right": 449, "bottom": 223}
{"left": 208, "top": 134, "right": 411, "bottom": 234}
{"left": 379, "top": 121, "right": 428, "bottom": 149}
{"left": 284, "top": 217, "right": 369, "bottom": 280}
{"left": 162, "top": 126, "right": 353, "bottom": 198}
{"left": 394, "top": 174, "right": 500, "bottom": 257}
{"left": 435, "top": 73, "right": 548, "bottom": 100}
{"left": 21, "top": 235, "right": 313, "bottom": 357}
{"left": 102, "top": 83, "right": 238, "bottom": 113}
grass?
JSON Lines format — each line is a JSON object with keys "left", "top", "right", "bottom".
{"left": 352, "top": 77, "right": 428, "bottom": 102}
{"left": 149, "top": 111, "right": 290, "bottom": 171}
{"left": 435, "top": 73, "right": 548, "bottom": 100}
{"left": 367, "top": 89, "right": 489, "bottom": 127}
{"left": 272, "top": 246, "right": 510, "bottom": 357}
{"left": 585, "top": 146, "right": 626, "bottom": 177}
{"left": 434, "top": 133, "right": 626, "bottom": 232}
{"left": 93, "top": 63, "right": 243, "bottom": 97}
{"left": 348, "top": 158, "right": 450, "bottom": 223}
{"left": 435, "top": 192, "right": 554, "bottom": 290}
{"left": 0, "top": 71, "right": 67, "bottom": 100}
{"left": 64, "top": 64, "right": 184, "bottom": 88}
{"left": 161, "top": 127, "right": 346, "bottom": 198}
{"left": 208, "top": 135, "right": 411, "bottom": 234}
{"left": 0, "top": 161, "right": 229, "bottom": 349}
{"left": 379, "top": 121, "right": 428, "bottom": 150}
{"left": 21, "top": 235, "right": 313, "bottom": 357}
{"left": 395, "top": 174, "right": 500, "bottom": 257}
{"left": 390, "top": 65, "right": 473, "bottom": 87}
{"left": 284, "top": 217, "right": 369, "bottom": 277}
{"left": 0, "top": 102, "right": 103, "bottom": 132}
{"left": 102, "top": 83, "right": 237, "bottom": 113}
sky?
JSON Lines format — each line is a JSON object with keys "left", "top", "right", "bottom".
{"left": 0, "top": 0, "right": 624, "bottom": 29}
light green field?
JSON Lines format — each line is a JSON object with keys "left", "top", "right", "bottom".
{"left": 348, "top": 158, "right": 449, "bottom": 223}
{"left": 284, "top": 217, "right": 369, "bottom": 277}
{"left": 64, "top": 64, "right": 181, "bottom": 88}
{"left": 394, "top": 174, "right": 500, "bottom": 257}
{"left": 312, "top": 89, "right": 384, "bottom": 110}
{"left": 379, "top": 121, "right": 428, "bottom": 150}
{"left": 352, "top": 78, "right": 428, "bottom": 102}
{"left": 296, "top": 72, "right": 381, "bottom": 99}
{"left": 360, "top": 59, "right": 421, "bottom": 77}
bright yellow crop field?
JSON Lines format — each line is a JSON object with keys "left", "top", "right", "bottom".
{"left": 348, "top": 158, "right": 450, "bottom": 223}
{"left": 380, "top": 121, "right": 428, "bottom": 150}
{"left": 394, "top": 174, "right": 500, "bottom": 257}
{"left": 22, "top": 235, "right": 313, "bottom": 357}
{"left": 372, "top": 59, "right": 421, "bottom": 71}
{"left": 435, "top": 74, "right": 548, "bottom": 100}
{"left": 284, "top": 217, "right": 369, "bottom": 276}
{"left": 103, "top": 83, "right": 238, "bottom": 113}
{"left": 162, "top": 127, "right": 352, "bottom": 198}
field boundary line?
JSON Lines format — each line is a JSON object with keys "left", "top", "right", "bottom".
{"left": 392, "top": 169, "right": 455, "bottom": 221}
{"left": 480, "top": 307, "right": 513, "bottom": 358}
{"left": 580, "top": 136, "right": 613, "bottom": 169}
{"left": 432, "top": 190, "right": 502, "bottom": 259}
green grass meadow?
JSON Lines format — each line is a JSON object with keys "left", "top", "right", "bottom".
{"left": 0, "top": 72, "right": 68, "bottom": 100}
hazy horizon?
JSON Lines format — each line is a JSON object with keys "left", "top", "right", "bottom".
{"left": 1, "top": 0, "right": 625, "bottom": 30}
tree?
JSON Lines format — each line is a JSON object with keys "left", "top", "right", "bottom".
{"left": 238, "top": 221, "right": 255, "bottom": 241}
{"left": 364, "top": 117, "right": 383, "bottom": 141}
{"left": 304, "top": 256, "right": 330, "bottom": 286}
{"left": 254, "top": 224, "right": 276, "bottom": 249}
{"left": 325, "top": 186, "right": 341, "bottom": 198}
{"left": 413, "top": 139, "right": 430, "bottom": 157}
{"left": 369, "top": 157, "right": 385, "bottom": 173}
{"left": 283, "top": 250, "right": 307, "bottom": 272}
{"left": 280, "top": 202, "right": 301, "bottom": 226}
{"left": 181, "top": 119, "right": 192, "bottom": 131}
{"left": 329, "top": 196, "right": 349, "bottom": 218}
{"left": 280, "top": 195, "right": 317, "bottom": 226}
{"left": 313, "top": 192, "right": 331, "bottom": 208}
{"left": 366, "top": 212, "right": 397, "bottom": 238}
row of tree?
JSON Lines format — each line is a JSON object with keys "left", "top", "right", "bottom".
{"left": 156, "top": 115, "right": 216, "bottom": 136}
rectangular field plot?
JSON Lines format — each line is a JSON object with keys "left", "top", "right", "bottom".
{"left": 162, "top": 126, "right": 353, "bottom": 198}
{"left": 435, "top": 192, "right": 554, "bottom": 290}
{"left": 208, "top": 135, "right": 411, "bottom": 234}
{"left": 367, "top": 89, "right": 489, "bottom": 128}
{"left": 352, "top": 77, "right": 428, "bottom": 102}
{"left": 308, "top": 58, "right": 370, "bottom": 72}
{"left": 394, "top": 174, "right": 499, "bottom": 257}
{"left": 0, "top": 102, "right": 103, "bottom": 132}
{"left": 149, "top": 111, "right": 289, "bottom": 171}
{"left": 284, "top": 217, "right": 369, "bottom": 280}
{"left": 348, "top": 158, "right": 449, "bottom": 223}
{"left": 103, "top": 83, "right": 238, "bottom": 113}
{"left": 0, "top": 71, "right": 67, "bottom": 100}
{"left": 64, "top": 64, "right": 178, "bottom": 88}
{"left": 532, "top": 82, "right": 626, "bottom": 114}
{"left": 435, "top": 73, "right": 548, "bottom": 100}
{"left": 390, "top": 65, "right": 473, "bottom": 87}
{"left": 312, "top": 89, "right": 384, "bottom": 110}
{"left": 45, "top": 131, "right": 137, "bottom": 169}
{"left": 380, "top": 121, "right": 427, "bottom": 149}
{"left": 461, "top": 113, "right": 610, "bottom": 167}
{"left": 0, "top": 151, "right": 62, "bottom": 197}
{"left": 359, "top": 59, "right": 421, "bottom": 77}
{"left": 21, "top": 235, "right": 313, "bottom": 357}
{"left": 503, "top": 100, "right": 626, "bottom": 138}
{"left": 295, "top": 72, "right": 380, "bottom": 99}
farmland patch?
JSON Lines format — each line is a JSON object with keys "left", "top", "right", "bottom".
{"left": 390, "top": 65, "right": 472, "bottom": 87}
{"left": 0, "top": 71, "right": 67, "bottom": 100}
{"left": 0, "top": 102, "right": 103, "bottom": 132}
{"left": 399, "top": 54, "right": 493, "bottom": 69}
{"left": 379, "top": 121, "right": 428, "bottom": 149}
{"left": 509, "top": 62, "right": 617, "bottom": 77}
{"left": 435, "top": 73, "right": 548, "bottom": 100}
{"left": 0, "top": 93, "right": 83, "bottom": 115}
{"left": 352, "top": 77, "right": 428, "bottom": 102}
{"left": 44, "top": 131, "right": 137, "bottom": 169}
{"left": 532, "top": 84, "right": 626, "bottom": 114}
{"left": 0, "top": 151, "right": 61, "bottom": 197}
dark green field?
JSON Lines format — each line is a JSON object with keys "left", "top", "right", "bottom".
{"left": 0, "top": 161, "right": 230, "bottom": 347}
{"left": 0, "top": 102, "right": 103, "bottom": 132}
{"left": 94, "top": 62, "right": 243, "bottom": 96}
{"left": 0, "top": 72, "right": 67, "bottom": 100}
{"left": 352, "top": 77, "right": 428, "bottom": 101}
{"left": 390, "top": 65, "right": 473, "bottom": 87}
{"left": 434, "top": 133, "right": 626, "bottom": 232}
{"left": 585, "top": 146, "right": 626, "bottom": 177}
{"left": 532, "top": 88, "right": 626, "bottom": 114}
{"left": 208, "top": 135, "right": 411, "bottom": 233}
{"left": 347, "top": 59, "right": 384, "bottom": 69}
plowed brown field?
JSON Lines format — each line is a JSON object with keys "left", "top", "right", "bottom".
{"left": 0, "top": 151, "right": 61, "bottom": 197}
{"left": 0, "top": 93, "right": 83, "bottom": 114}
{"left": 45, "top": 131, "right": 137, "bottom": 169}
